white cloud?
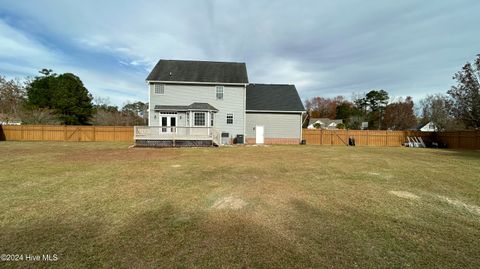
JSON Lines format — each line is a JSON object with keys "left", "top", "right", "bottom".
{"left": 1, "top": 0, "right": 480, "bottom": 105}
{"left": 0, "top": 16, "right": 147, "bottom": 105}
{"left": 0, "top": 20, "right": 63, "bottom": 76}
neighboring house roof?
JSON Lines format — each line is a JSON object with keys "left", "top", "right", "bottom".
{"left": 308, "top": 118, "right": 343, "bottom": 126}
{"left": 154, "top": 102, "right": 218, "bottom": 112}
{"left": 146, "top": 59, "right": 249, "bottom": 84}
{"left": 418, "top": 121, "right": 439, "bottom": 132}
{"left": 246, "top": 84, "right": 305, "bottom": 112}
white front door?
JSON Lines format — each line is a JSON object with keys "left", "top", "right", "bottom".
{"left": 255, "top": 125, "right": 264, "bottom": 144}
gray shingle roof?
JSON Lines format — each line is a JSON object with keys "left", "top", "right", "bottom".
{"left": 154, "top": 103, "right": 218, "bottom": 111}
{"left": 246, "top": 84, "right": 305, "bottom": 112}
{"left": 147, "top": 59, "right": 248, "bottom": 84}
{"left": 153, "top": 105, "right": 189, "bottom": 111}
{"left": 188, "top": 102, "right": 218, "bottom": 111}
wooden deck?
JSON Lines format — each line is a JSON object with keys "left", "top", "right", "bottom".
{"left": 134, "top": 126, "right": 221, "bottom": 147}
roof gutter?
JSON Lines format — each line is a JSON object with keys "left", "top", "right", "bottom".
{"left": 146, "top": 80, "right": 247, "bottom": 86}
{"left": 246, "top": 110, "right": 306, "bottom": 114}
{"left": 154, "top": 108, "right": 218, "bottom": 112}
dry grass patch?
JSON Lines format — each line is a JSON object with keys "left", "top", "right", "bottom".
{"left": 389, "top": 191, "right": 420, "bottom": 200}
{"left": 437, "top": 195, "right": 480, "bottom": 216}
{"left": 211, "top": 196, "right": 247, "bottom": 210}
{"left": 0, "top": 142, "right": 479, "bottom": 268}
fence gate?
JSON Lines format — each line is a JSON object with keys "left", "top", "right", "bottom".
{"left": 65, "top": 127, "right": 81, "bottom": 141}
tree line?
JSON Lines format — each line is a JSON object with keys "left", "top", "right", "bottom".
{"left": 304, "top": 55, "right": 480, "bottom": 131}
{"left": 2, "top": 55, "right": 479, "bottom": 129}
{"left": 0, "top": 69, "right": 147, "bottom": 126}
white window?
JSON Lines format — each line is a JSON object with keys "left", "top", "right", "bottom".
{"left": 154, "top": 84, "right": 164, "bottom": 95}
{"left": 226, "top": 113, "right": 234, "bottom": 124}
{"left": 194, "top": 112, "right": 206, "bottom": 126}
{"left": 210, "top": 112, "right": 214, "bottom": 126}
{"left": 216, "top": 86, "right": 224, "bottom": 100}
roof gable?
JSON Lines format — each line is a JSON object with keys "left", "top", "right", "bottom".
{"left": 246, "top": 84, "right": 305, "bottom": 112}
{"left": 146, "top": 59, "right": 248, "bottom": 84}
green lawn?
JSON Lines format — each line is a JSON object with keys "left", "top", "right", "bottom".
{"left": 0, "top": 142, "right": 479, "bottom": 268}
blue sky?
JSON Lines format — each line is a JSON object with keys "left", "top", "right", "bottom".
{"left": 1, "top": 0, "right": 479, "bottom": 106}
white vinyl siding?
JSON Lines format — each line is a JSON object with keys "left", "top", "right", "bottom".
{"left": 245, "top": 113, "right": 302, "bottom": 139}
{"left": 149, "top": 84, "right": 245, "bottom": 138}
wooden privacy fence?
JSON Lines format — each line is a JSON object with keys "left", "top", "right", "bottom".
{"left": 0, "top": 125, "right": 133, "bottom": 142}
{"left": 1, "top": 125, "right": 479, "bottom": 149}
{"left": 302, "top": 129, "right": 480, "bottom": 149}
{"left": 436, "top": 131, "right": 480, "bottom": 149}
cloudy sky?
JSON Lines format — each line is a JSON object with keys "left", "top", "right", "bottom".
{"left": 1, "top": 0, "right": 479, "bottom": 106}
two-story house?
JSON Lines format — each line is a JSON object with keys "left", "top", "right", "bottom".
{"left": 134, "top": 59, "right": 305, "bottom": 147}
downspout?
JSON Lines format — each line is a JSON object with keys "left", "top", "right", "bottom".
{"left": 300, "top": 112, "right": 304, "bottom": 143}
{"left": 243, "top": 83, "right": 247, "bottom": 141}
{"left": 146, "top": 80, "right": 151, "bottom": 126}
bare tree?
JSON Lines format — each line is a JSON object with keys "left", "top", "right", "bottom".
{"left": 90, "top": 98, "right": 146, "bottom": 126}
{"left": 383, "top": 96, "right": 417, "bottom": 130}
{"left": 447, "top": 55, "right": 480, "bottom": 129}
{"left": 304, "top": 96, "right": 344, "bottom": 119}
{"left": 93, "top": 96, "right": 111, "bottom": 107}
{"left": 420, "top": 94, "right": 464, "bottom": 131}
{"left": 0, "top": 76, "right": 25, "bottom": 119}
{"left": 19, "top": 108, "right": 60, "bottom": 124}
{"left": 122, "top": 101, "right": 148, "bottom": 125}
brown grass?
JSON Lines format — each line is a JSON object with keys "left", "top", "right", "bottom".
{"left": 0, "top": 142, "right": 479, "bottom": 268}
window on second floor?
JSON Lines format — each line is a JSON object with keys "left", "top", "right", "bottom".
{"left": 216, "top": 86, "right": 224, "bottom": 100}
{"left": 153, "top": 84, "right": 164, "bottom": 95}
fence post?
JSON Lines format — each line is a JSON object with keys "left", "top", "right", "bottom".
{"left": 456, "top": 131, "right": 460, "bottom": 148}
{"left": 320, "top": 129, "right": 323, "bottom": 145}
{"left": 64, "top": 126, "right": 67, "bottom": 141}
{"left": 366, "top": 130, "right": 369, "bottom": 146}
{"left": 344, "top": 130, "right": 347, "bottom": 146}
{"left": 477, "top": 130, "right": 480, "bottom": 149}
{"left": 346, "top": 129, "right": 349, "bottom": 146}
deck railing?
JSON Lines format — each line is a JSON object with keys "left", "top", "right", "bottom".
{"left": 134, "top": 126, "right": 219, "bottom": 143}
